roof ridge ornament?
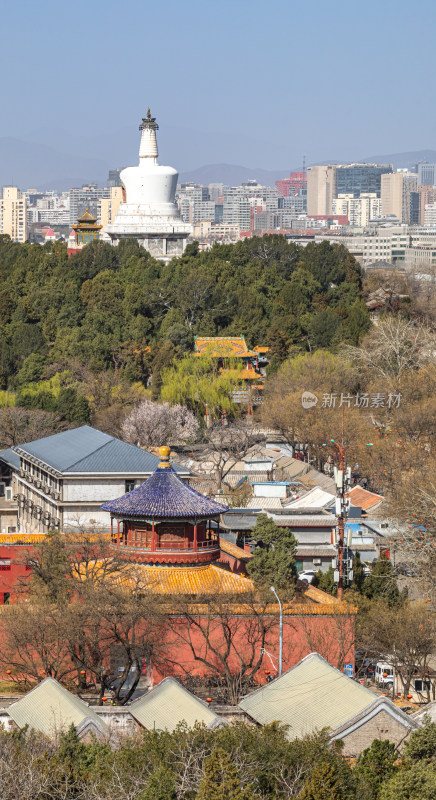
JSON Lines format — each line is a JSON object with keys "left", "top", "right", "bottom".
{"left": 158, "top": 445, "right": 171, "bottom": 469}
{"left": 139, "top": 109, "right": 159, "bottom": 131}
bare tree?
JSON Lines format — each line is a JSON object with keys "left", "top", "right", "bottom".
{"left": 0, "top": 407, "right": 68, "bottom": 448}
{"left": 198, "top": 422, "right": 266, "bottom": 490}
{"left": 165, "top": 589, "right": 277, "bottom": 704}
{"left": 343, "top": 317, "right": 436, "bottom": 381}
{"left": 356, "top": 600, "right": 436, "bottom": 698}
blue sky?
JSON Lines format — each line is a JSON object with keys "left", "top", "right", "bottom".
{"left": 2, "top": 0, "right": 436, "bottom": 171}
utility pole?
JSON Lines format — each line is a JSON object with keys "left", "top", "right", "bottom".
{"left": 332, "top": 439, "right": 346, "bottom": 601}
{"left": 270, "top": 586, "right": 283, "bottom": 676}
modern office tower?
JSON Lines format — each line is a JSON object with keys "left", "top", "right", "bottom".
{"left": 105, "top": 110, "right": 191, "bottom": 260}
{"left": 69, "top": 185, "right": 110, "bottom": 226}
{"left": 0, "top": 187, "right": 28, "bottom": 242}
{"left": 99, "top": 187, "right": 124, "bottom": 227}
{"left": 418, "top": 163, "right": 436, "bottom": 187}
{"left": 307, "top": 165, "right": 337, "bottom": 215}
{"left": 381, "top": 172, "right": 418, "bottom": 223}
{"left": 335, "top": 164, "right": 392, "bottom": 198}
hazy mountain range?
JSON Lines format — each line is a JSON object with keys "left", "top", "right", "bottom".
{"left": 1, "top": 135, "right": 436, "bottom": 192}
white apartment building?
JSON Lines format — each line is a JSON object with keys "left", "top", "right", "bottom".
{"left": 332, "top": 194, "right": 382, "bottom": 227}
{"left": 0, "top": 187, "right": 28, "bottom": 242}
{"left": 424, "top": 203, "right": 436, "bottom": 227}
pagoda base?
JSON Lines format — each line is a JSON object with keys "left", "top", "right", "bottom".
{"left": 106, "top": 232, "right": 189, "bottom": 261}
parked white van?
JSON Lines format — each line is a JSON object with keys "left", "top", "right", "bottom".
{"left": 375, "top": 662, "right": 394, "bottom": 688}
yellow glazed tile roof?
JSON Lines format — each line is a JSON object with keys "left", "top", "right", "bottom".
{"left": 194, "top": 337, "right": 257, "bottom": 358}
{"left": 219, "top": 537, "right": 253, "bottom": 560}
{"left": 0, "top": 533, "right": 47, "bottom": 544}
{"left": 114, "top": 563, "right": 253, "bottom": 595}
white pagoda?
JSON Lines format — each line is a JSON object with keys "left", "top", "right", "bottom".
{"left": 104, "top": 110, "right": 191, "bottom": 261}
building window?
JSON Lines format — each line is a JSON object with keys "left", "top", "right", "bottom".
{"left": 0, "top": 559, "right": 11, "bottom": 571}
{"left": 125, "top": 480, "right": 135, "bottom": 493}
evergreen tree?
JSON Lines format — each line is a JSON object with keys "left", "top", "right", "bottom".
{"left": 351, "top": 552, "right": 366, "bottom": 593}
{"left": 380, "top": 762, "right": 436, "bottom": 800}
{"left": 312, "top": 566, "right": 337, "bottom": 596}
{"left": 363, "top": 552, "right": 402, "bottom": 606}
{"left": 196, "top": 747, "right": 255, "bottom": 800}
{"left": 354, "top": 739, "right": 398, "bottom": 800}
{"left": 299, "top": 761, "right": 347, "bottom": 800}
{"left": 140, "top": 765, "right": 177, "bottom": 800}
{"left": 247, "top": 514, "right": 298, "bottom": 600}
{"left": 403, "top": 717, "right": 436, "bottom": 764}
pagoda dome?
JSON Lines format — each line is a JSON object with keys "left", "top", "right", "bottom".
{"left": 101, "top": 447, "right": 228, "bottom": 521}
{"left": 77, "top": 209, "right": 97, "bottom": 224}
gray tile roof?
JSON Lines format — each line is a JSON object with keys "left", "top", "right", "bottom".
{"left": 239, "top": 653, "right": 380, "bottom": 739}
{"left": 0, "top": 448, "right": 20, "bottom": 469}
{"left": 7, "top": 677, "right": 108, "bottom": 739}
{"left": 220, "top": 512, "right": 258, "bottom": 531}
{"left": 129, "top": 677, "right": 224, "bottom": 731}
{"left": 12, "top": 426, "right": 188, "bottom": 476}
{"left": 266, "top": 513, "right": 336, "bottom": 527}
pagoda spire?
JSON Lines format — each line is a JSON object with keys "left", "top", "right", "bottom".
{"left": 139, "top": 109, "right": 159, "bottom": 160}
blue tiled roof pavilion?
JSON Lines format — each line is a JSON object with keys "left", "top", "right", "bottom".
{"left": 102, "top": 447, "right": 228, "bottom": 521}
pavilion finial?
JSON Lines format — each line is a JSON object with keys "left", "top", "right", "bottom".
{"left": 158, "top": 446, "right": 171, "bottom": 468}
{"left": 147, "top": 107, "right": 151, "bottom": 119}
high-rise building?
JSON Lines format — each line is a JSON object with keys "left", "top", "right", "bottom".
{"left": 381, "top": 172, "right": 418, "bottom": 223}
{"left": 0, "top": 187, "right": 28, "bottom": 242}
{"left": 276, "top": 172, "right": 307, "bottom": 197}
{"left": 423, "top": 203, "right": 436, "bottom": 226}
{"left": 104, "top": 110, "right": 191, "bottom": 261}
{"left": 418, "top": 186, "right": 436, "bottom": 225}
{"left": 332, "top": 193, "right": 382, "bottom": 227}
{"left": 335, "top": 164, "right": 392, "bottom": 198}
{"left": 99, "top": 187, "right": 124, "bottom": 227}
{"left": 108, "top": 168, "right": 126, "bottom": 188}
{"left": 307, "top": 166, "right": 337, "bottom": 215}
{"left": 418, "top": 163, "right": 436, "bottom": 187}
{"left": 69, "top": 185, "right": 109, "bottom": 226}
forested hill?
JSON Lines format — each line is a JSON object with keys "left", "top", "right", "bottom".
{"left": 0, "top": 234, "right": 370, "bottom": 430}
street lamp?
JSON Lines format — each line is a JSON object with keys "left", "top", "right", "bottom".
{"left": 270, "top": 586, "right": 283, "bottom": 677}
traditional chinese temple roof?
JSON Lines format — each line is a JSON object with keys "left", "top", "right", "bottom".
{"left": 101, "top": 446, "right": 228, "bottom": 520}
{"left": 77, "top": 209, "right": 97, "bottom": 223}
{"left": 194, "top": 336, "right": 257, "bottom": 358}
{"left": 114, "top": 563, "right": 252, "bottom": 595}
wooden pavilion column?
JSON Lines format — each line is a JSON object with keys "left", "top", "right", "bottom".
{"left": 151, "top": 521, "right": 157, "bottom": 551}
{"left": 117, "top": 519, "right": 120, "bottom": 546}
{"left": 193, "top": 522, "right": 198, "bottom": 552}
{"left": 110, "top": 517, "right": 113, "bottom": 542}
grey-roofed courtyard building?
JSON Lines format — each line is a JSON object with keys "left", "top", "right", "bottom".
{"left": 129, "top": 677, "right": 226, "bottom": 732}
{"left": 0, "top": 425, "right": 189, "bottom": 533}
{"left": 239, "top": 652, "right": 418, "bottom": 756}
{"left": 4, "top": 677, "right": 108, "bottom": 741}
